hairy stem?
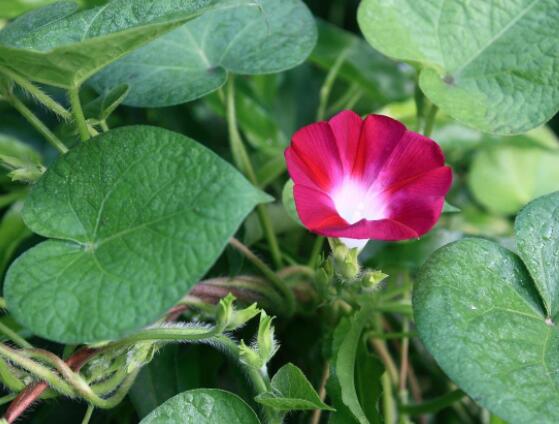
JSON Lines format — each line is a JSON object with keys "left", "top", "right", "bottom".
{"left": 0, "top": 66, "right": 71, "bottom": 120}
{"left": 7, "top": 95, "right": 69, "bottom": 154}
{"left": 69, "top": 86, "right": 90, "bottom": 141}
{"left": 0, "top": 322, "right": 32, "bottom": 349}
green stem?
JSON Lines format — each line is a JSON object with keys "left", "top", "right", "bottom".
{"left": 81, "top": 405, "right": 94, "bottom": 424}
{"left": 256, "top": 205, "right": 283, "bottom": 269}
{"left": 69, "top": 86, "right": 90, "bottom": 142}
{"left": 230, "top": 238, "right": 295, "bottom": 317}
{"left": 105, "top": 324, "right": 219, "bottom": 351}
{"left": 398, "top": 292, "right": 411, "bottom": 424}
{"left": 317, "top": 48, "right": 350, "bottom": 121}
{"left": 99, "top": 120, "right": 109, "bottom": 132}
{"left": 226, "top": 77, "right": 257, "bottom": 183}
{"left": 382, "top": 372, "right": 397, "bottom": 424}
{"left": 0, "top": 344, "right": 75, "bottom": 397}
{"left": 0, "top": 66, "right": 71, "bottom": 120}
{"left": 399, "top": 389, "right": 465, "bottom": 415}
{"left": 0, "top": 322, "right": 32, "bottom": 349}
{"left": 7, "top": 95, "right": 68, "bottom": 154}
{"left": 225, "top": 78, "right": 282, "bottom": 269}
{"left": 423, "top": 103, "right": 438, "bottom": 137}
{"left": 308, "top": 236, "right": 325, "bottom": 268}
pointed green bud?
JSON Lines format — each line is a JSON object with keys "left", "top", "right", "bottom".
{"left": 227, "top": 302, "right": 260, "bottom": 331}
{"left": 215, "top": 293, "right": 236, "bottom": 332}
{"left": 361, "top": 270, "right": 389, "bottom": 288}
{"left": 239, "top": 339, "right": 263, "bottom": 369}
{"left": 332, "top": 242, "right": 360, "bottom": 280}
{"left": 257, "top": 311, "right": 278, "bottom": 365}
{"left": 0, "top": 154, "right": 45, "bottom": 183}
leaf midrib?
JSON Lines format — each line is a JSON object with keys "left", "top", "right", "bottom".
{"left": 450, "top": 0, "right": 541, "bottom": 76}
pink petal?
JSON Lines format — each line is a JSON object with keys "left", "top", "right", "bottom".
{"left": 375, "top": 130, "right": 446, "bottom": 190}
{"left": 324, "top": 218, "right": 418, "bottom": 241}
{"left": 286, "top": 122, "right": 343, "bottom": 192}
{"left": 293, "top": 185, "right": 347, "bottom": 232}
{"left": 327, "top": 110, "right": 363, "bottom": 175}
{"left": 352, "top": 114, "right": 406, "bottom": 183}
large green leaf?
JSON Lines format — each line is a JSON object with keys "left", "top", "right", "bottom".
{"left": 358, "top": 0, "right": 559, "bottom": 134}
{"left": 468, "top": 139, "right": 559, "bottom": 215}
{"left": 0, "top": 0, "right": 230, "bottom": 89}
{"left": 90, "top": 0, "right": 317, "bottom": 107}
{"left": 0, "top": 0, "right": 58, "bottom": 19}
{"left": 414, "top": 236, "right": 559, "bottom": 423}
{"left": 4, "top": 126, "right": 268, "bottom": 343}
{"left": 140, "top": 389, "right": 261, "bottom": 424}
{"left": 515, "top": 192, "right": 559, "bottom": 318}
{"left": 255, "top": 363, "right": 334, "bottom": 411}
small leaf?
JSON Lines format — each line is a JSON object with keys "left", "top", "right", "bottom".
{"left": 326, "top": 319, "right": 358, "bottom": 424}
{"left": 282, "top": 179, "right": 301, "bottom": 226}
{"left": 327, "top": 304, "right": 374, "bottom": 424}
{"left": 0, "top": 0, "right": 229, "bottom": 88}
{"left": 468, "top": 138, "right": 559, "bottom": 215}
{"left": 84, "top": 84, "right": 129, "bottom": 122}
{"left": 358, "top": 0, "right": 559, "bottom": 134}
{"left": 90, "top": 0, "right": 317, "bottom": 107}
{"left": 0, "top": 133, "right": 44, "bottom": 183}
{"left": 140, "top": 389, "right": 260, "bottom": 424}
{"left": 255, "top": 363, "right": 334, "bottom": 411}
{"left": 5, "top": 126, "right": 268, "bottom": 343}
{"left": 515, "top": 191, "right": 559, "bottom": 318}
{"left": 414, "top": 237, "right": 559, "bottom": 423}
{"left": 442, "top": 201, "right": 460, "bottom": 214}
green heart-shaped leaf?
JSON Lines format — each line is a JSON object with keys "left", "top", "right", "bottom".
{"left": 0, "top": 0, "right": 228, "bottom": 88}
{"left": 516, "top": 192, "right": 559, "bottom": 318}
{"left": 140, "top": 389, "right": 260, "bottom": 424}
{"left": 414, "top": 235, "right": 559, "bottom": 422}
{"left": 256, "top": 363, "right": 334, "bottom": 411}
{"left": 358, "top": 0, "right": 559, "bottom": 134}
{"left": 90, "top": 0, "right": 317, "bottom": 107}
{"left": 4, "top": 126, "right": 268, "bottom": 343}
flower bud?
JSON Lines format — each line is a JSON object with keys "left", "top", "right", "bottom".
{"left": 227, "top": 302, "right": 260, "bottom": 331}
{"left": 215, "top": 294, "right": 260, "bottom": 332}
{"left": 256, "top": 311, "right": 278, "bottom": 365}
{"left": 215, "top": 293, "right": 235, "bottom": 333}
{"left": 361, "top": 270, "right": 388, "bottom": 288}
{"left": 239, "top": 339, "right": 263, "bottom": 369}
{"left": 332, "top": 242, "right": 360, "bottom": 280}
{"left": 0, "top": 154, "right": 45, "bottom": 183}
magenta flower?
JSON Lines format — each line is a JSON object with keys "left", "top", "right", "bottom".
{"left": 285, "top": 111, "right": 452, "bottom": 248}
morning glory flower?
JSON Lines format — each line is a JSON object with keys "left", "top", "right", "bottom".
{"left": 285, "top": 110, "right": 452, "bottom": 249}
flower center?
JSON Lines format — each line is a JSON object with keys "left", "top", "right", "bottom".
{"left": 331, "top": 179, "right": 387, "bottom": 224}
